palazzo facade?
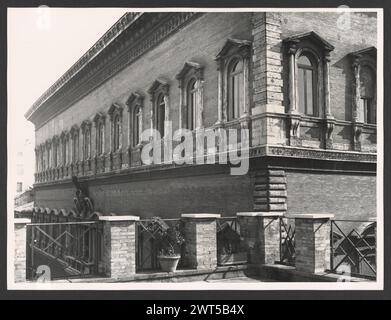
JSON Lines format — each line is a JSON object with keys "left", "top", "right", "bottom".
{"left": 26, "top": 12, "right": 377, "bottom": 220}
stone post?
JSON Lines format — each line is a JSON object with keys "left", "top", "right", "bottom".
{"left": 99, "top": 215, "right": 139, "bottom": 279}
{"left": 14, "top": 218, "right": 31, "bottom": 283}
{"left": 181, "top": 213, "right": 220, "bottom": 270}
{"left": 292, "top": 213, "right": 334, "bottom": 274}
{"left": 237, "top": 212, "right": 283, "bottom": 265}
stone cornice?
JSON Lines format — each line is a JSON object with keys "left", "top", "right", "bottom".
{"left": 26, "top": 12, "right": 202, "bottom": 128}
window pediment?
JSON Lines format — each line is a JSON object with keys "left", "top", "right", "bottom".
{"left": 176, "top": 61, "right": 204, "bottom": 81}
{"left": 108, "top": 103, "right": 124, "bottom": 120}
{"left": 127, "top": 92, "right": 144, "bottom": 109}
{"left": 349, "top": 46, "right": 376, "bottom": 59}
{"left": 283, "top": 31, "right": 334, "bottom": 53}
{"left": 80, "top": 120, "right": 92, "bottom": 132}
{"left": 70, "top": 125, "right": 79, "bottom": 135}
{"left": 215, "top": 38, "right": 252, "bottom": 61}
{"left": 148, "top": 78, "right": 169, "bottom": 96}
{"left": 93, "top": 112, "right": 106, "bottom": 124}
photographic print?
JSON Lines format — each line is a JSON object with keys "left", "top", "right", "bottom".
{"left": 7, "top": 7, "right": 383, "bottom": 291}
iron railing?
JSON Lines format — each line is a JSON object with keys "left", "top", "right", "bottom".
{"left": 330, "top": 219, "right": 376, "bottom": 279}
{"left": 26, "top": 221, "right": 102, "bottom": 280}
{"left": 135, "top": 218, "right": 184, "bottom": 272}
{"left": 279, "top": 217, "right": 295, "bottom": 266}
{"left": 216, "top": 217, "right": 247, "bottom": 266}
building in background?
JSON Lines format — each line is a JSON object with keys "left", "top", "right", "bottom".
{"left": 25, "top": 12, "right": 377, "bottom": 220}
{"left": 14, "top": 138, "right": 35, "bottom": 217}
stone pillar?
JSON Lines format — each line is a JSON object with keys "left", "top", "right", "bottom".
{"left": 181, "top": 213, "right": 220, "bottom": 270}
{"left": 251, "top": 12, "right": 284, "bottom": 115}
{"left": 292, "top": 214, "right": 334, "bottom": 274}
{"left": 99, "top": 215, "right": 139, "bottom": 279}
{"left": 14, "top": 218, "right": 30, "bottom": 283}
{"left": 237, "top": 212, "right": 282, "bottom": 264}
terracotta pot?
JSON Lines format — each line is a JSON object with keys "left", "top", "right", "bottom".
{"left": 157, "top": 255, "right": 181, "bottom": 272}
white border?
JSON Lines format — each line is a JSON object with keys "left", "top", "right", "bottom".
{"left": 7, "top": 7, "right": 384, "bottom": 291}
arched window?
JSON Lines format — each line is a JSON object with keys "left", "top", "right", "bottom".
{"left": 360, "top": 65, "right": 376, "bottom": 124}
{"left": 133, "top": 106, "right": 141, "bottom": 147}
{"left": 62, "top": 139, "right": 67, "bottom": 164}
{"left": 187, "top": 78, "right": 197, "bottom": 130}
{"left": 113, "top": 114, "right": 120, "bottom": 151}
{"left": 156, "top": 93, "right": 166, "bottom": 137}
{"left": 72, "top": 133, "right": 78, "bottom": 163}
{"left": 97, "top": 122, "right": 104, "bottom": 155}
{"left": 227, "top": 58, "right": 244, "bottom": 121}
{"left": 84, "top": 128, "right": 91, "bottom": 159}
{"left": 53, "top": 142, "right": 58, "bottom": 167}
{"left": 297, "top": 54, "right": 317, "bottom": 116}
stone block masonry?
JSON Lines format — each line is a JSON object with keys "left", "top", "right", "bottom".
{"left": 99, "top": 216, "right": 139, "bottom": 279}
{"left": 181, "top": 214, "right": 220, "bottom": 270}
{"left": 253, "top": 169, "right": 287, "bottom": 212}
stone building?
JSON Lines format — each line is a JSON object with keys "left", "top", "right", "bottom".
{"left": 26, "top": 12, "right": 377, "bottom": 220}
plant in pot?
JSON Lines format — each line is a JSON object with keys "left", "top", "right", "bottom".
{"left": 146, "top": 217, "right": 185, "bottom": 273}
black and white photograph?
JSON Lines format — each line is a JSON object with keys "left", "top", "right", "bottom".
{"left": 5, "top": 5, "right": 384, "bottom": 294}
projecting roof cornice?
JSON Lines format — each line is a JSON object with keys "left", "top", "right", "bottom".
{"left": 25, "top": 12, "right": 202, "bottom": 128}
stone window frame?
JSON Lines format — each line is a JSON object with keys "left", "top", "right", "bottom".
{"left": 45, "top": 140, "right": 51, "bottom": 169}
{"left": 283, "top": 31, "right": 335, "bottom": 120}
{"left": 108, "top": 103, "right": 124, "bottom": 153}
{"left": 51, "top": 135, "right": 59, "bottom": 167}
{"left": 215, "top": 38, "right": 252, "bottom": 124}
{"left": 81, "top": 120, "right": 92, "bottom": 160}
{"left": 148, "top": 78, "right": 170, "bottom": 138}
{"left": 349, "top": 46, "right": 377, "bottom": 125}
{"left": 70, "top": 125, "right": 80, "bottom": 164}
{"left": 60, "top": 131, "right": 69, "bottom": 165}
{"left": 176, "top": 61, "right": 204, "bottom": 130}
{"left": 93, "top": 112, "right": 106, "bottom": 156}
{"left": 126, "top": 92, "right": 144, "bottom": 148}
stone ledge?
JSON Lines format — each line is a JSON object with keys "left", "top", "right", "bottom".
{"left": 99, "top": 215, "right": 140, "bottom": 221}
{"left": 181, "top": 213, "right": 221, "bottom": 219}
{"left": 14, "top": 218, "right": 31, "bottom": 224}
{"left": 237, "top": 211, "right": 284, "bottom": 217}
{"left": 256, "top": 264, "right": 372, "bottom": 282}
{"left": 288, "top": 213, "right": 335, "bottom": 219}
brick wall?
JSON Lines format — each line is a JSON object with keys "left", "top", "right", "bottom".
{"left": 34, "top": 166, "right": 253, "bottom": 217}
{"left": 101, "top": 220, "right": 136, "bottom": 278}
{"left": 183, "top": 218, "right": 218, "bottom": 269}
{"left": 286, "top": 171, "right": 376, "bottom": 219}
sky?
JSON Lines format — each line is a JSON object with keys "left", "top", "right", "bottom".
{"left": 7, "top": 8, "right": 129, "bottom": 199}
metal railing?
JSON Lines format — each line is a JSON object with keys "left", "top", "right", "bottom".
{"left": 26, "top": 221, "right": 102, "bottom": 280}
{"left": 135, "top": 218, "right": 184, "bottom": 272}
{"left": 216, "top": 217, "right": 247, "bottom": 266}
{"left": 330, "top": 219, "right": 376, "bottom": 279}
{"left": 279, "top": 217, "right": 295, "bottom": 266}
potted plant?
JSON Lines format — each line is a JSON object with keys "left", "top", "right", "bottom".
{"left": 146, "top": 217, "right": 185, "bottom": 273}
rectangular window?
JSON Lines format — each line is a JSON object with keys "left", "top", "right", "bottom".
{"left": 16, "top": 182, "right": 22, "bottom": 193}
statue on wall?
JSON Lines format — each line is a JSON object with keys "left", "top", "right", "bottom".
{"left": 72, "top": 175, "right": 94, "bottom": 218}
